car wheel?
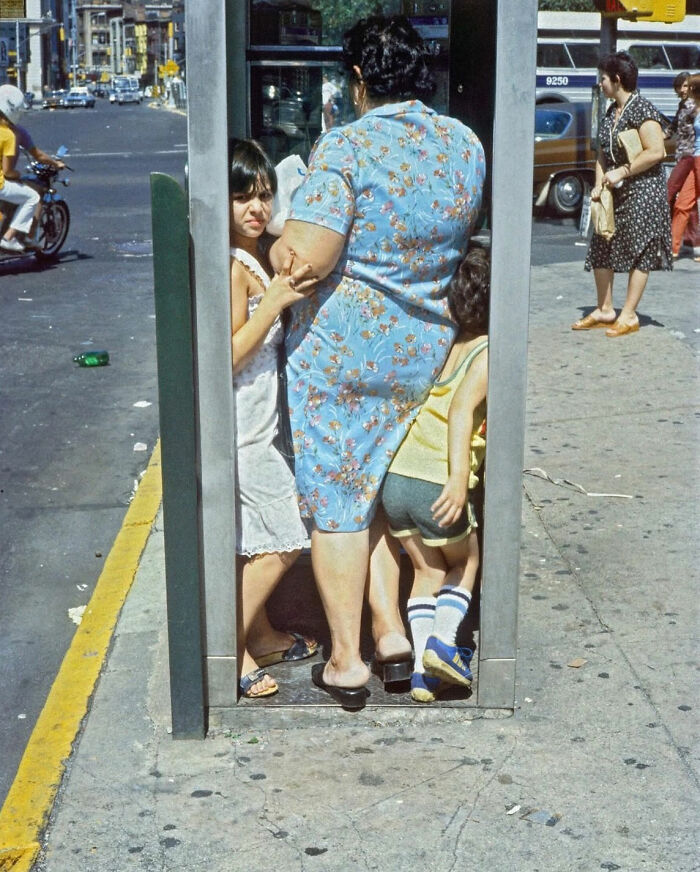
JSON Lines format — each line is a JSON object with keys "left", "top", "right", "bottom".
{"left": 548, "top": 172, "right": 586, "bottom": 217}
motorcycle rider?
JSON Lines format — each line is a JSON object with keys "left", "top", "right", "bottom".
{"left": 0, "top": 85, "right": 40, "bottom": 253}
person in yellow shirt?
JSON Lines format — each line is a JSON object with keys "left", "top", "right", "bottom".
{"left": 381, "top": 244, "right": 490, "bottom": 702}
{"left": 0, "top": 85, "right": 40, "bottom": 253}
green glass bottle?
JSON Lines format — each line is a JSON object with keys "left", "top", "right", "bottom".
{"left": 73, "top": 350, "right": 110, "bottom": 367}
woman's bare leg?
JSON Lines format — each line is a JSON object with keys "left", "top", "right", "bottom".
{"left": 591, "top": 268, "right": 617, "bottom": 321}
{"left": 366, "top": 511, "right": 412, "bottom": 661}
{"left": 311, "top": 528, "right": 371, "bottom": 688}
{"left": 617, "top": 268, "right": 649, "bottom": 325}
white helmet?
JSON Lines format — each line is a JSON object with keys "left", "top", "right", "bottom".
{"left": 0, "top": 84, "right": 26, "bottom": 124}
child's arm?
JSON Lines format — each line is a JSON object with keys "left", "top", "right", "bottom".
{"left": 231, "top": 252, "right": 315, "bottom": 374}
{"left": 431, "top": 347, "right": 488, "bottom": 528}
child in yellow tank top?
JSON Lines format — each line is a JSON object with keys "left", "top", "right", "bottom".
{"left": 381, "top": 244, "right": 490, "bottom": 702}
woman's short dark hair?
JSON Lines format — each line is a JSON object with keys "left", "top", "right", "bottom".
{"left": 688, "top": 73, "right": 700, "bottom": 99}
{"left": 229, "top": 138, "right": 277, "bottom": 196}
{"left": 342, "top": 15, "right": 435, "bottom": 101}
{"left": 598, "top": 51, "right": 638, "bottom": 92}
{"left": 448, "top": 244, "right": 490, "bottom": 334}
{"left": 673, "top": 71, "right": 690, "bottom": 93}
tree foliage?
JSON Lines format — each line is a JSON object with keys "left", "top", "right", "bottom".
{"left": 538, "top": 0, "right": 595, "bottom": 9}
{"left": 314, "top": 0, "right": 402, "bottom": 45}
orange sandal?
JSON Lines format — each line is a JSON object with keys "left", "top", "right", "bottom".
{"left": 571, "top": 313, "right": 616, "bottom": 330}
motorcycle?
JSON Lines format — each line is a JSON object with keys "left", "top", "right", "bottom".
{"left": 0, "top": 145, "right": 72, "bottom": 264}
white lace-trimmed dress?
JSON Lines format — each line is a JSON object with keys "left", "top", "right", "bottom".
{"left": 231, "top": 247, "right": 309, "bottom": 557}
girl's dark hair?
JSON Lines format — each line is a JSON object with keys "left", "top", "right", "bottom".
{"left": 598, "top": 51, "right": 638, "bottom": 92}
{"left": 229, "top": 138, "right": 277, "bottom": 196}
{"left": 342, "top": 15, "right": 435, "bottom": 101}
{"left": 448, "top": 244, "right": 490, "bottom": 334}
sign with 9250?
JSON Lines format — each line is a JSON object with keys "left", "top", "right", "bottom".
{"left": 545, "top": 75, "right": 569, "bottom": 86}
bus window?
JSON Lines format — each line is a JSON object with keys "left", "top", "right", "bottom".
{"left": 628, "top": 44, "right": 670, "bottom": 70}
{"left": 567, "top": 43, "right": 599, "bottom": 69}
{"left": 665, "top": 45, "right": 700, "bottom": 70}
{"left": 537, "top": 43, "right": 572, "bottom": 68}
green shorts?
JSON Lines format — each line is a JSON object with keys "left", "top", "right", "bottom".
{"left": 381, "top": 472, "right": 477, "bottom": 547}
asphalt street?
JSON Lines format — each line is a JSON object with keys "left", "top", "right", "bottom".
{"left": 0, "top": 99, "right": 187, "bottom": 806}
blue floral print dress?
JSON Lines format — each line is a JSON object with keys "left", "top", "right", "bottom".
{"left": 285, "top": 100, "right": 485, "bottom": 532}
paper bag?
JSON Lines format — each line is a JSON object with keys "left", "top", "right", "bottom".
{"left": 591, "top": 186, "right": 615, "bottom": 240}
{"left": 267, "top": 154, "right": 307, "bottom": 237}
{"left": 617, "top": 128, "right": 643, "bottom": 164}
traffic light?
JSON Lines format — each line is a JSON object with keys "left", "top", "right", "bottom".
{"left": 594, "top": 0, "right": 686, "bottom": 22}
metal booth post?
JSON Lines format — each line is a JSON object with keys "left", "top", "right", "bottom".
{"left": 173, "top": 0, "right": 537, "bottom": 719}
{"left": 183, "top": 0, "right": 241, "bottom": 707}
{"left": 478, "top": 0, "right": 537, "bottom": 707}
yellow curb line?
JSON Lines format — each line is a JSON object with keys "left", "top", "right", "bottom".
{"left": 0, "top": 442, "right": 163, "bottom": 872}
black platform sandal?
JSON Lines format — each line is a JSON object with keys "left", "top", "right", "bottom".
{"left": 311, "top": 663, "right": 368, "bottom": 710}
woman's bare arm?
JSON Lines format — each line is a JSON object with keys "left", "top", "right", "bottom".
{"left": 269, "top": 220, "right": 346, "bottom": 280}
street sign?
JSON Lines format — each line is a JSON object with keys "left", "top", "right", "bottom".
{"left": 0, "top": 0, "right": 26, "bottom": 17}
{"left": 0, "top": 38, "right": 8, "bottom": 67}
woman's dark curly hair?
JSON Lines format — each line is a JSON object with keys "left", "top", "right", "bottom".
{"left": 448, "top": 244, "right": 490, "bottom": 335}
{"left": 598, "top": 51, "right": 638, "bottom": 92}
{"left": 229, "top": 138, "right": 277, "bottom": 196}
{"left": 342, "top": 15, "right": 435, "bottom": 101}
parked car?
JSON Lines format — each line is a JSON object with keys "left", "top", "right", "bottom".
{"left": 65, "top": 88, "right": 96, "bottom": 108}
{"left": 533, "top": 102, "right": 596, "bottom": 217}
{"left": 93, "top": 84, "right": 110, "bottom": 98}
{"left": 42, "top": 90, "right": 68, "bottom": 110}
{"left": 533, "top": 100, "right": 676, "bottom": 217}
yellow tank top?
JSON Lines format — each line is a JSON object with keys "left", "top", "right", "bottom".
{"left": 388, "top": 338, "right": 488, "bottom": 487}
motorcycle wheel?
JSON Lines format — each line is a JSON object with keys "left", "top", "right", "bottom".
{"left": 35, "top": 200, "right": 70, "bottom": 261}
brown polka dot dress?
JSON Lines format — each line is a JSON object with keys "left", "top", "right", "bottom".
{"left": 585, "top": 92, "right": 672, "bottom": 273}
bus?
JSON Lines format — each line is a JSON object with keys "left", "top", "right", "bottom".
{"left": 536, "top": 11, "right": 699, "bottom": 115}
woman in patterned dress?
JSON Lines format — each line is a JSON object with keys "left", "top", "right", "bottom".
{"left": 270, "top": 15, "right": 485, "bottom": 706}
{"left": 572, "top": 51, "right": 671, "bottom": 337}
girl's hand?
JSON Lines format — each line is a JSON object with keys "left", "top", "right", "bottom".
{"left": 431, "top": 477, "right": 467, "bottom": 528}
{"left": 590, "top": 185, "right": 603, "bottom": 201}
{"left": 266, "top": 251, "right": 317, "bottom": 311}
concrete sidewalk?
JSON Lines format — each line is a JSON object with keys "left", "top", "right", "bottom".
{"left": 34, "top": 256, "right": 699, "bottom": 871}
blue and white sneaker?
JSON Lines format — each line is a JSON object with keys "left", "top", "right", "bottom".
{"left": 422, "top": 636, "right": 473, "bottom": 687}
{"left": 410, "top": 671, "right": 441, "bottom": 703}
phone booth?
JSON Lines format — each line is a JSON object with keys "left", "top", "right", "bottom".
{"left": 153, "top": 0, "right": 537, "bottom": 736}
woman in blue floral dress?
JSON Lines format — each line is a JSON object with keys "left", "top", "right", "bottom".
{"left": 270, "top": 15, "right": 484, "bottom": 707}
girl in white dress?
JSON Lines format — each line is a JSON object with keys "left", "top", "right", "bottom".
{"left": 229, "top": 140, "right": 318, "bottom": 698}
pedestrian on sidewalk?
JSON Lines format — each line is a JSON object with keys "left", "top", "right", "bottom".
{"left": 572, "top": 52, "right": 671, "bottom": 337}
{"left": 269, "top": 14, "right": 485, "bottom": 710}
{"left": 665, "top": 71, "right": 698, "bottom": 259}
{"left": 228, "top": 139, "right": 319, "bottom": 700}
{"left": 381, "top": 244, "right": 489, "bottom": 703}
